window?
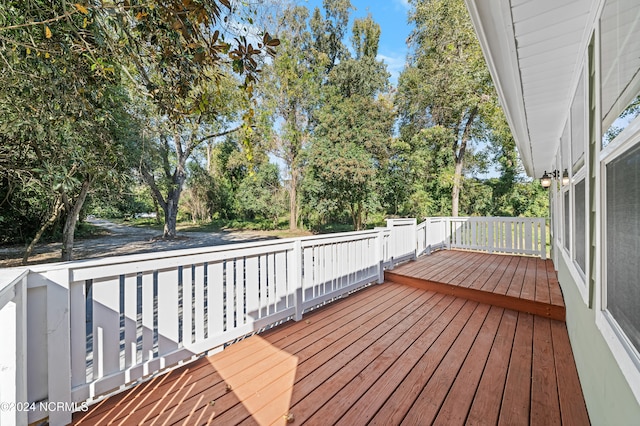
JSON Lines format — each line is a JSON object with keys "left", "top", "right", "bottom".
{"left": 600, "top": 0, "right": 640, "bottom": 148}
{"left": 574, "top": 178, "right": 586, "bottom": 274}
{"left": 606, "top": 142, "right": 640, "bottom": 353}
{"left": 571, "top": 71, "right": 586, "bottom": 168}
{"left": 564, "top": 190, "right": 570, "bottom": 252}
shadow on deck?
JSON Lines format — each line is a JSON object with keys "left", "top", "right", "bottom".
{"left": 73, "top": 250, "right": 589, "bottom": 425}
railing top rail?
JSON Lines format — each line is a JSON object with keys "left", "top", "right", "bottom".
{"left": 448, "top": 216, "right": 545, "bottom": 221}
{"left": 0, "top": 268, "right": 28, "bottom": 309}
{"left": 0, "top": 267, "right": 28, "bottom": 294}
{"left": 18, "top": 228, "right": 384, "bottom": 276}
{"left": 386, "top": 218, "right": 417, "bottom": 225}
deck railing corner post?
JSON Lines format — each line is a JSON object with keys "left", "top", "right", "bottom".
{"left": 376, "top": 228, "right": 385, "bottom": 283}
{"left": 488, "top": 220, "right": 494, "bottom": 254}
{"left": 44, "top": 268, "right": 73, "bottom": 425}
{"left": 412, "top": 218, "right": 418, "bottom": 261}
{"left": 540, "top": 218, "right": 547, "bottom": 260}
{"left": 292, "top": 239, "right": 304, "bottom": 321}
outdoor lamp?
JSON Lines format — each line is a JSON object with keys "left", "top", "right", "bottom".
{"left": 540, "top": 171, "right": 552, "bottom": 188}
{"left": 540, "top": 169, "right": 570, "bottom": 188}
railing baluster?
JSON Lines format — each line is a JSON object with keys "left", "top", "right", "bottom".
{"left": 194, "top": 264, "right": 206, "bottom": 342}
{"left": 122, "top": 275, "right": 137, "bottom": 368}
{"left": 208, "top": 262, "right": 224, "bottom": 333}
{"left": 157, "top": 269, "right": 179, "bottom": 356}
{"left": 246, "top": 256, "right": 260, "bottom": 324}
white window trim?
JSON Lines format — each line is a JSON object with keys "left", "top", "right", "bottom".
{"left": 571, "top": 169, "right": 587, "bottom": 274}
{"left": 596, "top": 113, "right": 640, "bottom": 403}
{"left": 568, "top": 167, "right": 589, "bottom": 304}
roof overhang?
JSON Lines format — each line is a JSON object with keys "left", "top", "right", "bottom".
{"left": 465, "top": 0, "right": 597, "bottom": 178}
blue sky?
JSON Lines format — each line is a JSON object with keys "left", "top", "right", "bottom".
{"left": 297, "top": 0, "right": 413, "bottom": 86}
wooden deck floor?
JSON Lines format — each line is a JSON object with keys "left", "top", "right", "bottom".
{"left": 73, "top": 252, "right": 589, "bottom": 425}
{"left": 387, "top": 250, "right": 566, "bottom": 321}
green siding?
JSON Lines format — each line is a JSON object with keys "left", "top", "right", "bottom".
{"left": 557, "top": 256, "right": 640, "bottom": 425}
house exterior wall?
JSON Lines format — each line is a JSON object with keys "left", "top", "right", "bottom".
{"left": 465, "top": 0, "right": 640, "bottom": 422}
{"left": 556, "top": 253, "right": 640, "bottom": 425}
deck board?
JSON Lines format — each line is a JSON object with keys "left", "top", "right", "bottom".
{"left": 73, "top": 251, "right": 588, "bottom": 426}
{"left": 401, "top": 303, "right": 492, "bottom": 425}
{"left": 467, "top": 309, "right": 518, "bottom": 425}
{"left": 499, "top": 312, "right": 534, "bottom": 425}
{"left": 531, "top": 315, "right": 561, "bottom": 425}
{"left": 387, "top": 250, "right": 565, "bottom": 321}
{"left": 433, "top": 305, "right": 504, "bottom": 425}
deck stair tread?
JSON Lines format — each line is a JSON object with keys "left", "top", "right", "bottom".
{"left": 386, "top": 250, "right": 566, "bottom": 321}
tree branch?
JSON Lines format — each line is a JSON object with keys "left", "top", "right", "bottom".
{"left": 184, "top": 124, "right": 243, "bottom": 161}
{"left": 140, "top": 166, "right": 168, "bottom": 211}
{"left": 0, "top": 11, "right": 77, "bottom": 31}
{"left": 194, "top": 125, "right": 243, "bottom": 146}
{"left": 22, "top": 195, "right": 64, "bottom": 265}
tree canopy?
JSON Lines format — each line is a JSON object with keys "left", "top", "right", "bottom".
{"left": 0, "top": 0, "right": 548, "bottom": 263}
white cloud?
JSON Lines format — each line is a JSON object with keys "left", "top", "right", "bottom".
{"left": 394, "top": 0, "right": 411, "bottom": 10}
{"left": 378, "top": 53, "right": 407, "bottom": 86}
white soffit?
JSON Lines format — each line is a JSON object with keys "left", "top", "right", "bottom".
{"left": 466, "top": 0, "right": 595, "bottom": 178}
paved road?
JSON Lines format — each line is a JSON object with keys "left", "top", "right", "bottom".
{"left": 0, "top": 218, "right": 275, "bottom": 267}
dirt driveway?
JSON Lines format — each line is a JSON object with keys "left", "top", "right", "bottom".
{"left": 0, "top": 218, "right": 278, "bottom": 268}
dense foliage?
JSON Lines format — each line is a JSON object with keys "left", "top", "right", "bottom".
{"left": 1, "top": 0, "right": 548, "bottom": 263}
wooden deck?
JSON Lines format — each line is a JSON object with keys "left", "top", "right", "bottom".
{"left": 72, "top": 251, "right": 589, "bottom": 425}
{"left": 387, "top": 250, "right": 566, "bottom": 321}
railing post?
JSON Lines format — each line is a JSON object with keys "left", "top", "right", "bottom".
{"left": 376, "top": 228, "right": 385, "bottom": 283}
{"left": 488, "top": 219, "right": 494, "bottom": 254}
{"left": 44, "top": 269, "right": 73, "bottom": 425}
{"left": 0, "top": 271, "right": 29, "bottom": 426}
{"left": 292, "top": 240, "right": 304, "bottom": 321}
{"left": 412, "top": 219, "right": 418, "bottom": 260}
{"left": 385, "top": 220, "right": 395, "bottom": 270}
{"left": 540, "top": 218, "right": 547, "bottom": 259}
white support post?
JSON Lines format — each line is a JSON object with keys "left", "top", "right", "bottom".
{"left": 540, "top": 218, "right": 547, "bottom": 260}
{"left": 376, "top": 228, "right": 384, "bottom": 284}
{"left": 291, "top": 240, "right": 304, "bottom": 321}
{"left": 0, "top": 273, "right": 28, "bottom": 426}
{"left": 45, "top": 269, "right": 73, "bottom": 425}
{"left": 412, "top": 219, "right": 418, "bottom": 260}
{"left": 488, "top": 220, "right": 494, "bottom": 254}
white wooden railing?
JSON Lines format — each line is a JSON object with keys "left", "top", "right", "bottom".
{"left": 2, "top": 224, "right": 416, "bottom": 425}
{"left": 416, "top": 216, "right": 547, "bottom": 259}
{"left": 0, "top": 270, "right": 29, "bottom": 426}
{"left": 0, "top": 215, "right": 545, "bottom": 425}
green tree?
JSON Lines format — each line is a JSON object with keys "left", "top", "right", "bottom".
{"left": 397, "top": 0, "right": 495, "bottom": 216}
{"left": 1, "top": 1, "right": 279, "bottom": 242}
{"left": 0, "top": 0, "right": 140, "bottom": 260}
{"left": 234, "top": 162, "right": 286, "bottom": 228}
{"left": 305, "top": 15, "right": 394, "bottom": 230}
{"left": 259, "top": 5, "right": 325, "bottom": 230}
{"left": 310, "top": 0, "right": 353, "bottom": 72}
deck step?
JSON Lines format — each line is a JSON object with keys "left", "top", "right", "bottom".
{"left": 385, "top": 252, "right": 566, "bottom": 322}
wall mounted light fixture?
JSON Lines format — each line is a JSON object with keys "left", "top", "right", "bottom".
{"left": 540, "top": 169, "right": 569, "bottom": 188}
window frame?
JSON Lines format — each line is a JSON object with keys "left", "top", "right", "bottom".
{"left": 597, "top": 110, "right": 640, "bottom": 398}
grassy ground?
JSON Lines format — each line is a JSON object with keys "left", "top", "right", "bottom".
{"left": 113, "top": 217, "right": 314, "bottom": 239}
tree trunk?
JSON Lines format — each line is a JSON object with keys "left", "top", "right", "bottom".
{"left": 350, "top": 203, "right": 363, "bottom": 231}
{"left": 162, "top": 179, "right": 184, "bottom": 238}
{"left": 61, "top": 179, "right": 91, "bottom": 262}
{"left": 451, "top": 106, "right": 479, "bottom": 217}
{"left": 451, "top": 160, "right": 464, "bottom": 217}
{"left": 289, "top": 169, "right": 298, "bottom": 230}
{"left": 163, "top": 199, "right": 179, "bottom": 238}
{"left": 22, "top": 196, "right": 64, "bottom": 265}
